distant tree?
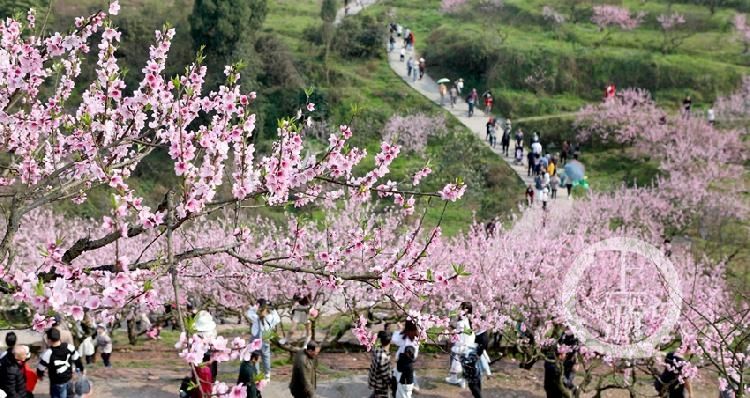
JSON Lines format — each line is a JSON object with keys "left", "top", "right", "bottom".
{"left": 0, "top": 0, "right": 47, "bottom": 18}
{"left": 591, "top": 5, "right": 646, "bottom": 46}
{"left": 189, "top": 0, "right": 268, "bottom": 59}
{"left": 694, "top": 0, "right": 726, "bottom": 15}
{"left": 657, "top": 12, "right": 689, "bottom": 54}
{"left": 321, "top": 0, "right": 337, "bottom": 23}
{"left": 734, "top": 13, "right": 750, "bottom": 54}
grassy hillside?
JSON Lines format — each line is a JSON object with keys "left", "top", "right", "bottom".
{"left": 373, "top": 0, "right": 750, "bottom": 119}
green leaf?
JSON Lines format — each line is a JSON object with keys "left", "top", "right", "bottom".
{"left": 34, "top": 280, "right": 45, "bottom": 297}
{"left": 426, "top": 269, "right": 434, "bottom": 282}
{"left": 143, "top": 280, "right": 153, "bottom": 292}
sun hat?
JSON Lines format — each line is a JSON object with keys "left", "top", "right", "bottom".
{"left": 193, "top": 310, "right": 217, "bottom": 333}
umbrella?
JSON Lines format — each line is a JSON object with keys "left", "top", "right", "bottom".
{"left": 436, "top": 78, "right": 451, "bottom": 84}
{"left": 564, "top": 160, "right": 585, "bottom": 182}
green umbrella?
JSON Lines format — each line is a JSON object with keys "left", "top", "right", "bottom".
{"left": 436, "top": 78, "right": 450, "bottom": 84}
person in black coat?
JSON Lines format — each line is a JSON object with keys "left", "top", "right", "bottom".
{"left": 0, "top": 346, "right": 28, "bottom": 398}
{"left": 237, "top": 351, "right": 261, "bottom": 398}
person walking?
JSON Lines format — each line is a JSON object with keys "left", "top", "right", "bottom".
{"left": 449, "top": 85, "right": 458, "bottom": 108}
{"left": 514, "top": 129, "right": 524, "bottom": 148}
{"left": 527, "top": 151, "right": 535, "bottom": 177}
{"left": 541, "top": 187, "right": 549, "bottom": 211}
{"left": 411, "top": 62, "right": 418, "bottom": 82}
{"left": 289, "top": 341, "right": 319, "bottom": 398}
{"left": 439, "top": 83, "right": 448, "bottom": 106}
{"left": 37, "top": 328, "right": 84, "bottom": 398}
{"left": 406, "top": 57, "right": 413, "bottom": 78}
{"left": 486, "top": 117, "right": 495, "bottom": 142}
{"left": 237, "top": 351, "right": 261, "bottom": 398}
{"left": 550, "top": 174, "right": 560, "bottom": 199}
{"left": 515, "top": 143, "right": 523, "bottom": 165}
{"left": 484, "top": 94, "right": 493, "bottom": 115}
{"left": 389, "top": 35, "right": 396, "bottom": 53}
{"left": 418, "top": 58, "right": 425, "bottom": 80}
{"left": 246, "top": 299, "right": 281, "bottom": 381}
{"left": 95, "top": 326, "right": 112, "bottom": 368}
{"left": 456, "top": 78, "right": 464, "bottom": 97}
{"left": 501, "top": 125, "right": 511, "bottom": 156}
{"left": 467, "top": 89, "right": 478, "bottom": 117}
{"left": 403, "top": 28, "right": 411, "bottom": 49}
{"left": 399, "top": 47, "right": 405, "bottom": 62}
{"left": 368, "top": 332, "right": 392, "bottom": 398}
{"left": 561, "top": 141, "right": 569, "bottom": 165}
{"left": 0, "top": 345, "right": 28, "bottom": 398}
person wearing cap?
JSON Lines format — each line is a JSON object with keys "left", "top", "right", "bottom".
{"left": 246, "top": 300, "right": 280, "bottom": 381}
{"left": 289, "top": 341, "right": 319, "bottom": 398}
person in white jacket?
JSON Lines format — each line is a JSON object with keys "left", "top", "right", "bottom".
{"left": 391, "top": 319, "right": 420, "bottom": 396}
{"left": 246, "top": 299, "right": 280, "bottom": 381}
{"left": 446, "top": 302, "right": 476, "bottom": 389}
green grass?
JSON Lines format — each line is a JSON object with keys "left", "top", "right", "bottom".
{"left": 370, "top": 0, "right": 750, "bottom": 120}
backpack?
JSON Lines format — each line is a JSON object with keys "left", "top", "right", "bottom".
{"left": 534, "top": 175, "right": 543, "bottom": 190}
{"left": 461, "top": 352, "right": 480, "bottom": 383}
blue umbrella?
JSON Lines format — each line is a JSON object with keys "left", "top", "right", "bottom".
{"left": 564, "top": 160, "right": 585, "bottom": 182}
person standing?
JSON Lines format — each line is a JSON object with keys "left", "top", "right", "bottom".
{"left": 484, "top": 94, "right": 493, "bottom": 115}
{"left": 391, "top": 320, "right": 420, "bottom": 397}
{"left": 403, "top": 28, "right": 411, "bottom": 49}
{"left": 0, "top": 345, "right": 28, "bottom": 398}
{"left": 406, "top": 57, "right": 414, "bottom": 78}
{"left": 541, "top": 187, "right": 549, "bottom": 211}
{"left": 550, "top": 174, "right": 560, "bottom": 199}
{"left": 707, "top": 107, "right": 715, "bottom": 125}
{"left": 411, "top": 62, "right": 418, "bottom": 82}
{"left": 95, "top": 326, "right": 112, "bottom": 368}
{"left": 399, "top": 47, "right": 405, "bottom": 62}
{"left": 237, "top": 351, "right": 261, "bottom": 398}
{"left": 543, "top": 350, "right": 571, "bottom": 398}
{"left": 396, "top": 346, "right": 416, "bottom": 398}
{"left": 655, "top": 352, "right": 693, "bottom": 398}
{"left": 418, "top": 58, "right": 425, "bottom": 80}
{"left": 247, "top": 299, "right": 281, "bottom": 381}
{"left": 515, "top": 129, "right": 524, "bottom": 148}
{"left": 368, "top": 332, "right": 392, "bottom": 398}
{"left": 439, "top": 83, "right": 448, "bottom": 106}
{"left": 449, "top": 85, "right": 458, "bottom": 108}
{"left": 561, "top": 141, "right": 569, "bottom": 165}
{"left": 456, "top": 78, "right": 464, "bottom": 97}
{"left": 527, "top": 150, "right": 535, "bottom": 177}
{"left": 289, "top": 342, "right": 319, "bottom": 398}
{"left": 0, "top": 332, "right": 16, "bottom": 361}
{"left": 19, "top": 346, "right": 36, "bottom": 398}
{"left": 389, "top": 35, "right": 396, "bottom": 52}
{"left": 446, "top": 303, "right": 475, "bottom": 388}
{"left": 682, "top": 95, "right": 692, "bottom": 119}
{"left": 37, "top": 328, "right": 84, "bottom": 398}
{"left": 467, "top": 88, "right": 478, "bottom": 117}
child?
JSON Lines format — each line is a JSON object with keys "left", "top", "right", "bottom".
{"left": 20, "top": 345, "right": 37, "bottom": 398}
{"left": 400, "top": 47, "right": 405, "bottom": 62}
{"left": 541, "top": 187, "right": 549, "bottom": 210}
{"left": 95, "top": 325, "right": 113, "bottom": 368}
{"left": 396, "top": 346, "right": 416, "bottom": 398}
{"left": 238, "top": 351, "right": 262, "bottom": 398}
{"left": 525, "top": 185, "right": 535, "bottom": 207}
{"left": 72, "top": 374, "right": 93, "bottom": 398}
{"left": 368, "top": 331, "right": 392, "bottom": 398}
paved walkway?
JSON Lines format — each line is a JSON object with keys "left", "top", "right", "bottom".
{"left": 384, "top": 46, "right": 574, "bottom": 231}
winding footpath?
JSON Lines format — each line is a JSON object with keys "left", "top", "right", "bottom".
{"left": 384, "top": 45, "right": 574, "bottom": 232}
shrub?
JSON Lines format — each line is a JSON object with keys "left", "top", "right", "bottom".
{"left": 333, "top": 14, "right": 385, "bottom": 60}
